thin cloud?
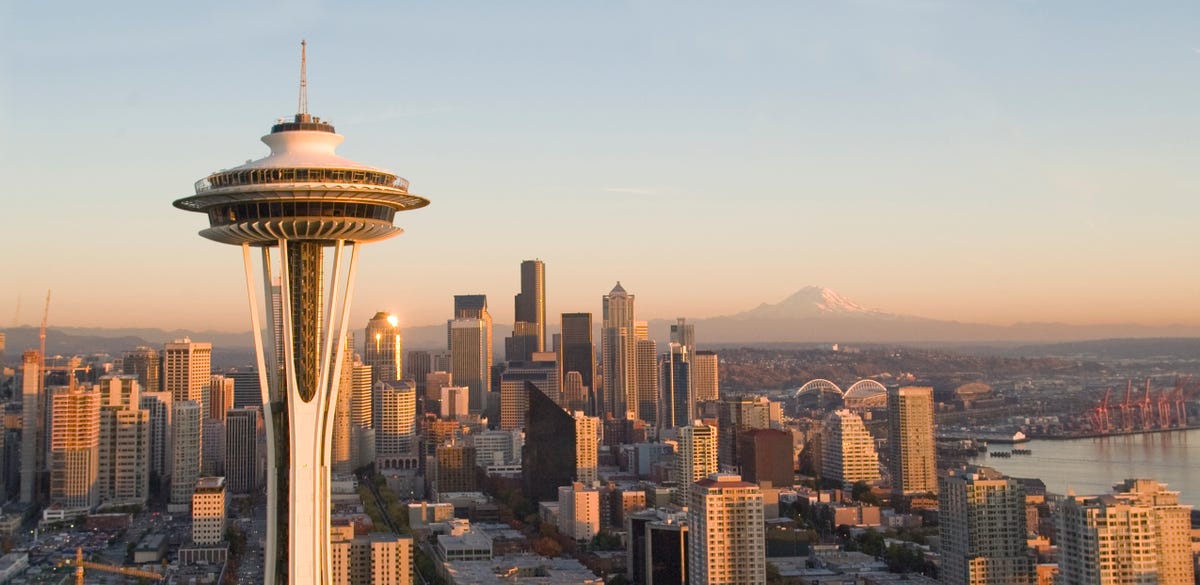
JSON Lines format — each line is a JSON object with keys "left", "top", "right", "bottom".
{"left": 602, "top": 187, "right": 661, "bottom": 195}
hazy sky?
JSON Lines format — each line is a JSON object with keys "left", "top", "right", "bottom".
{"left": 2, "top": 1, "right": 1198, "bottom": 332}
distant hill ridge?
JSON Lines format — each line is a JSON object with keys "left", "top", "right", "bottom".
{"left": 4, "top": 287, "right": 1197, "bottom": 363}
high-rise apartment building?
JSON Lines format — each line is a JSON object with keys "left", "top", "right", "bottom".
{"left": 688, "top": 473, "right": 766, "bottom": 585}
{"left": 365, "top": 312, "right": 402, "bottom": 389}
{"left": 122, "top": 347, "right": 161, "bottom": 393}
{"left": 332, "top": 339, "right": 354, "bottom": 475}
{"left": 574, "top": 411, "right": 600, "bottom": 487}
{"left": 558, "top": 482, "right": 601, "bottom": 541}
{"left": 329, "top": 525, "right": 414, "bottom": 585}
{"left": 20, "top": 351, "right": 42, "bottom": 503}
{"left": 96, "top": 376, "right": 150, "bottom": 505}
{"left": 170, "top": 401, "right": 202, "bottom": 513}
{"left": 673, "top": 422, "right": 718, "bottom": 505}
{"left": 659, "top": 344, "right": 689, "bottom": 429}
{"left": 450, "top": 318, "right": 490, "bottom": 414}
{"left": 887, "top": 386, "right": 937, "bottom": 496}
{"left": 225, "top": 407, "right": 262, "bottom": 494}
{"left": 163, "top": 339, "right": 212, "bottom": 417}
{"left": 192, "top": 476, "right": 227, "bottom": 546}
{"left": 1057, "top": 479, "right": 1194, "bottom": 585}
{"left": 692, "top": 351, "right": 719, "bottom": 403}
{"left": 374, "top": 382, "right": 417, "bottom": 469}
{"left": 559, "top": 313, "right": 596, "bottom": 415}
{"left": 601, "top": 283, "right": 637, "bottom": 418}
{"left": 939, "top": 466, "right": 1033, "bottom": 585}
{"left": 49, "top": 384, "right": 101, "bottom": 514}
{"left": 822, "top": 409, "right": 880, "bottom": 485}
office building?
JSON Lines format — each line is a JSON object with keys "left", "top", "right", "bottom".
{"left": 562, "top": 371, "right": 587, "bottom": 413}
{"left": 365, "top": 312, "right": 403, "bottom": 388}
{"left": 673, "top": 422, "right": 718, "bottom": 505}
{"left": 627, "top": 509, "right": 689, "bottom": 585}
{"left": 558, "top": 482, "right": 601, "bottom": 541}
{"left": 692, "top": 351, "right": 719, "bottom": 403}
{"left": 225, "top": 407, "right": 262, "bottom": 494}
{"left": 330, "top": 525, "right": 414, "bottom": 585}
{"left": 822, "top": 409, "right": 880, "bottom": 485}
{"left": 169, "top": 401, "right": 202, "bottom": 513}
{"left": 559, "top": 313, "right": 596, "bottom": 416}
{"left": 49, "top": 384, "right": 101, "bottom": 514}
{"left": 425, "top": 371, "right": 452, "bottom": 406}
{"left": 140, "top": 391, "right": 172, "bottom": 490}
{"left": 711, "top": 397, "right": 782, "bottom": 471}
{"left": 431, "top": 442, "right": 477, "bottom": 495}
{"left": 939, "top": 466, "right": 1032, "bottom": 585}
{"left": 669, "top": 318, "right": 694, "bottom": 352}
{"left": 192, "top": 476, "right": 227, "bottom": 546}
{"left": 122, "top": 347, "right": 161, "bottom": 393}
{"left": 470, "top": 429, "right": 523, "bottom": 469}
{"left": 515, "top": 259, "right": 546, "bottom": 354}
{"left": 659, "top": 344, "right": 689, "bottom": 429}
{"left": 405, "top": 350, "right": 432, "bottom": 397}
{"left": 163, "top": 339, "right": 212, "bottom": 417}
{"left": 20, "top": 351, "right": 42, "bottom": 503}
{"left": 202, "top": 419, "right": 225, "bottom": 476}
{"left": 888, "top": 386, "right": 937, "bottom": 496}
{"left": 350, "top": 361, "right": 373, "bottom": 470}
{"left": 688, "top": 473, "right": 766, "bottom": 585}
{"left": 522, "top": 384, "right": 576, "bottom": 502}
{"left": 498, "top": 358, "right": 558, "bottom": 430}
{"left": 450, "top": 318, "right": 490, "bottom": 414}
{"left": 601, "top": 283, "right": 637, "bottom": 418}
{"left": 440, "top": 386, "right": 469, "bottom": 420}
{"left": 173, "top": 57, "right": 431, "bottom": 584}
{"left": 737, "top": 428, "right": 794, "bottom": 489}
{"left": 1057, "top": 479, "right": 1194, "bottom": 585}
{"left": 208, "top": 375, "right": 235, "bottom": 421}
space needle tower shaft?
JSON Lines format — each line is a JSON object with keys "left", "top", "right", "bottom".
{"left": 174, "top": 42, "right": 429, "bottom": 584}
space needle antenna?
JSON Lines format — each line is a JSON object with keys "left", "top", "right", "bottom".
{"left": 298, "top": 39, "right": 308, "bottom": 116}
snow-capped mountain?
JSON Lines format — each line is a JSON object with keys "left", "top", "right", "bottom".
{"left": 731, "top": 286, "right": 906, "bottom": 320}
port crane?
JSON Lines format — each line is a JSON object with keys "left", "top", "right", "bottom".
{"left": 58, "top": 547, "right": 164, "bottom": 585}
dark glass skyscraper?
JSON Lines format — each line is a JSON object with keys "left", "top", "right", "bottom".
{"left": 559, "top": 313, "right": 596, "bottom": 415}
{"left": 511, "top": 259, "right": 546, "bottom": 359}
{"left": 522, "top": 383, "right": 576, "bottom": 502}
{"left": 660, "top": 344, "right": 690, "bottom": 430}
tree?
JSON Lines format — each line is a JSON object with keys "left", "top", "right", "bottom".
{"left": 532, "top": 536, "right": 562, "bottom": 557}
{"left": 851, "top": 481, "right": 881, "bottom": 505}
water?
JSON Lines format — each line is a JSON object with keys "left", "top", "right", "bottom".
{"left": 967, "top": 428, "right": 1200, "bottom": 507}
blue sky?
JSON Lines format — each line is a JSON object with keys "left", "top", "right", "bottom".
{"left": 2, "top": 1, "right": 1198, "bottom": 331}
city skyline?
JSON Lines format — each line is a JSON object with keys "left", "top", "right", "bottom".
{"left": 3, "top": 2, "right": 1199, "bottom": 331}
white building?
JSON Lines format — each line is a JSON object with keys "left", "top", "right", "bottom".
{"left": 192, "top": 476, "right": 226, "bottom": 546}
{"left": 821, "top": 409, "right": 880, "bottom": 485}
{"left": 574, "top": 412, "right": 599, "bottom": 486}
{"left": 557, "top": 482, "right": 601, "bottom": 541}
{"left": 169, "top": 401, "right": 202, "bottom": 513}
{"left": 673, "top": 422, "right": 717, "bottom": 505}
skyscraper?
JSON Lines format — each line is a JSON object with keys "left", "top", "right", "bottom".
{"left": 510, "top": 259, "right": 546, "bottom": 360}
{"left": 821, "top": 409, "right": 880, "bottom": 485}
{"left": 174, "top": 43, "right": 430, "bottom": 584}
{"left": 20, "top": 350, "right": 42, "bottom": 503}
{"left": 669, "top": 318, "right": 695, "bottom": 352}
{"left": 887, "top": 386, "right": 937, "bottom": 496}
{"left": 602, "top": 283, "right": 637, "bottom": 418}
{"left": 225, "top": 407, "right": 262, "bottom": 494}
{"left": 450, "top": 318, "right": 490, "bottom": 414}
{"left": 736, "top": 428, "right": 794, "bottom": 489}
{"left": 499, "top": 357, "right": 558, "bottom": 430}
{"left": 559, "top": 313, "right": 596, "bottom": 415}
{"left": 562, "top": 371, "right": 588, "bottom": 413}
{"left": 140, "top": 391, "right": 173, "bottom": 494}
{"left": 405, "top": 350, "right": 432, "bottom": 396}
{"left": 1058, "top": 479, "right": 1194, "bottom": 585}
{"left": 350, "top": 360, "right": 373, "bottom": 470}
{"left": 365, "top": 312, "right": 403, "bottom": 388}
{"left": 688, "top": 473, "right": 766, "bottom": 585}
{"left": 691, "top": 351, "right": 719, "bottom": 403}
{"left": 939, "top": 466, "right": 1033, "bottom": 585}
{"left": 634, "top": 335, "right": 658, "bottom": 426}
{"left": 163, "top": 339, "right": 212, "bottom": 416}
{"left": 673, "top": 422, "right": 718, "bottom": 505}
{"left": 574, "top": 411, "right": 600, "bottom": 487}
{"left": 169, "top": 401, "right": 202, "bottom": 513}
{"left": 49, "top": 384, "right": 101, "bottom": 514}
{"left": 659, "top": 344, "right": 689, "bottom": 429}
{"left": 208, "top": 374, "right": 235, "bottom": 421}
{"left": 331, "top": 339, "right": 354, "bottom": 475}
{"left": 522, "top": 383, "right": 577, "bottom": 502}
{"left": 122, "top": 346, "right": 161, "bottom": 393}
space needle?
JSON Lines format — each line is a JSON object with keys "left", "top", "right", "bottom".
{"left": 174, "top": 42, "right": 429, "bottom": 584}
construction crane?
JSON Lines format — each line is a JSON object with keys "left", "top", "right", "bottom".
{"left": 58, "top": 547, "right": 164, "bottom": 584}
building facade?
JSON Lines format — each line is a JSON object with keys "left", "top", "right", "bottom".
{"left": 688, "top": 474, "right": 765, "bottom": 585}
{"left": 822, "top": 409, "right": 880, "bottom": 485}
{"left": 887, "top": 386, "right": 937, "bottom": 496}
{"left": 939, "top": 466, "right": 1032, "bottom": 585}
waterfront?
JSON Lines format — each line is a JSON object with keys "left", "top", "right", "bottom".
{"left": 968, "top": 428, "right": 1200, "bottom": 507}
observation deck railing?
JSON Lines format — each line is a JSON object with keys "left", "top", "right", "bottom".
{"left": 194, "top": 168, "right": 410, "bottom": 194}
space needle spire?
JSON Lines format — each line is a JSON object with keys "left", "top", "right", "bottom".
{"left": 174, "top": 43, "right": 429, "bottom": 584}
